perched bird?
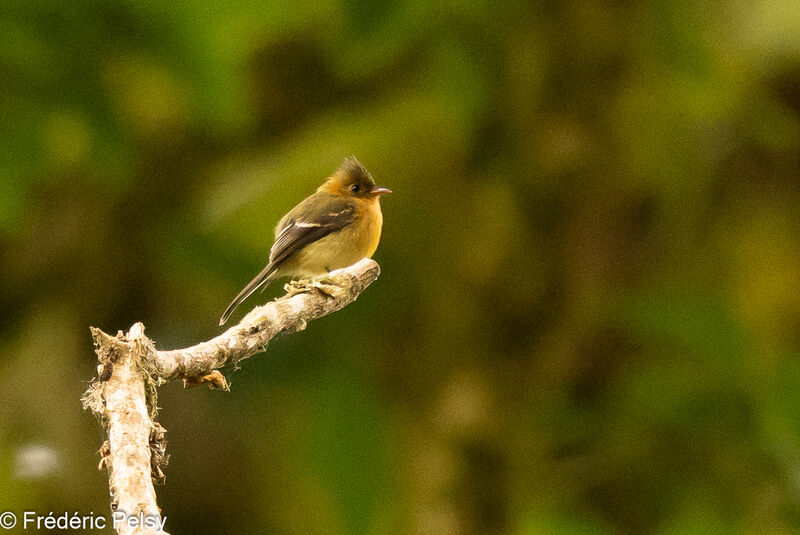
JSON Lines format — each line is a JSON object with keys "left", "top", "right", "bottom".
{"left": 219, "top": 157, "right": 391, "bottom": 326}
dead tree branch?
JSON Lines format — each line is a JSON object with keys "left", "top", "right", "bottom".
{"left": 82, "top": 258, "right": 381, "bottom": 534}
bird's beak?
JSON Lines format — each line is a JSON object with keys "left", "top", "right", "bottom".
{"left": 371, "top": 187, "right": 392, "bottom": 196}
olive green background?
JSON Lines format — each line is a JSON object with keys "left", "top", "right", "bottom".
{"left": 2, "top": 1, "right": 800, "bottom": 533}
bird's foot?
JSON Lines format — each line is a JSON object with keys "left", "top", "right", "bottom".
{"left": 284, "top": 276, "right": 344, "bottom": 298}
{"left": 284, "top": 278, "right": 311, "bottom": 296}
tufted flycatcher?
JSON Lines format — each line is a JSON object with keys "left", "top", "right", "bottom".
{"left": 219, "top": 157, "right": 390, "bottom": 326}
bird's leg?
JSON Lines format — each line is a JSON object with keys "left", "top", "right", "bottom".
{"left": 284, "top": 273, "right": 344, "bottom": 298}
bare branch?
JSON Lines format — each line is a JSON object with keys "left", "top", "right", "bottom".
{"left": 155, "top": 258, "right": 380, "bottom": 381}
{"left": 82, "top": 258, "right": 381, "bottom": 534}
{"left": 83, "top": 324, "right": 164, "bottom": 535}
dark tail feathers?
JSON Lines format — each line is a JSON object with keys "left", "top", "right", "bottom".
{"left": 219, "top": 264, "right": 277, "bottom": 326}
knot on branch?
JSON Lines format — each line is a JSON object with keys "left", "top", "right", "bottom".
{"left": 150, "top": 423, "right": 169, "bottom": 485}
{"left": 182, "top": 370, "right": 230, "bottom": 390}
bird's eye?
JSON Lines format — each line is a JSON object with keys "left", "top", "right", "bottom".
{"left": 350, "top": 184, "right": 360, "bottom": 192}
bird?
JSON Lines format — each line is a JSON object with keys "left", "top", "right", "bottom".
{"left": 219, "top": 157, "right": 391, "bottom": 326}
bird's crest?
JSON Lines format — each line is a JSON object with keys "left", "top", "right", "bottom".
{"left": 337, "top": 156, "right": 375, "bottom": 186}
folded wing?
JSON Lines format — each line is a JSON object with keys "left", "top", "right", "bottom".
{"left": 219, "top": 194, "right": 356, "bottom": 325}
{"left": 269, "top": 195, "right": 356, "bottom": 267}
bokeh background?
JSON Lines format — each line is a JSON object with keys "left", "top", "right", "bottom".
{"left": 2, "top": 1, "right": 800, "bottom": 533}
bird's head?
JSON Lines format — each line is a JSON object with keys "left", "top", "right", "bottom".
{"left": 320, "top": 157, "right": 392, "bottom": 199}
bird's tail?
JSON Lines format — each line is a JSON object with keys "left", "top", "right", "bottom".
{"left": 219, "top": 264, "right": 277, "bottom": 326}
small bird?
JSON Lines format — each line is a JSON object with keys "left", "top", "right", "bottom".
{"left": 219, "top": 157, "right": 391, "bottom": 326}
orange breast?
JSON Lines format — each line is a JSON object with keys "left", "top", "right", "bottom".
{"left": 362, "top": 198, "right": 383, "bottom": 258}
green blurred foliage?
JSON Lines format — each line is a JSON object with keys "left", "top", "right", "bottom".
{"left": 2, "top": 0, "right": 800, "bottom": 533}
